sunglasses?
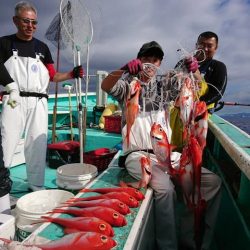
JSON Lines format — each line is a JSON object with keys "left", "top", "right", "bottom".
{"left": 16, "top": 16, "right": 38, "bottom": 25}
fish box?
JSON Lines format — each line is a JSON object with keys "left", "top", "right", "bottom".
{"left": 83, "top": 148, "right": 118, "bottom": 171}
{"left": 47, "top": 140, "right": 80, "bottom": 169}
{"left": 104, "top": 115, "right": 122, "bottom": 134}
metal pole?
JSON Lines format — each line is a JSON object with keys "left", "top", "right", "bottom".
{"left": 76, "top": 47, "right": 83, "bottom": 163}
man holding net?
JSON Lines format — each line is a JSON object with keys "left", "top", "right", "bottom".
{"left": 102, "top": 41, "right": 221, "bottom": 250}
{"left": 0, "top": 1, "right": 84, "bottom": 196}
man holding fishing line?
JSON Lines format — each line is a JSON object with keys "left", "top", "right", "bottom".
{"left": 193, "top": 31, "right": 227, "bottom": 111}
{"left": 171, "top": 31, "right": 228, "bottom": 150}
{"left": 0, "top": 0, "right": 84, "bottom": 208}
{"left": 102, "top": 41, "right": 221, "bottom": 250}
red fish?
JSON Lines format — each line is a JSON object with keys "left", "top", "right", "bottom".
{"left": 191, "top": 101, "right": 208, "bottom": 151}
{"left": 40, "top": 216, "right": 114, "bottom": 237}
{"left": 49, "top": 206, "right": 127, "bottom": 227}
{"left": 178, "top": 144, "right": 194, "bottom": 208}
{"left": 188, "top": 135, "right": 206, "bottom": 250}
{"left": 150, "top": 122, "right": 176, "bottom": 175}
{"left": 189, "top": 135, "right": 203, "bottom": 205}
{"left": 62, "top": 198, "right": 130, "bottom": 215}
{"left": 175, "top": 76, "right": 195, "bottom": 142}
{"left": 80, "top": 186, "right": 145, "bottom": 201}
{"left": 0, "top": 232, "right": 117, "bottom": 250}
{"left": 69, "top": 192, "right": 139, "bottom": 208}
{"left": 120, "top": 156, "right": 152, "bottom": 189}
{"left": 125, "top": 78, "right": 141, "bottom": 147}
{"left": 138, "top": 156, "right": 152, "bottom": 188}
{"left": 178, "top": 76, "right": 194, "bottom": 127}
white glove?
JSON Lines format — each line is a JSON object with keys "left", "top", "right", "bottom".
{"left": 5, "top": 82, "right": 20, "bottom": 108}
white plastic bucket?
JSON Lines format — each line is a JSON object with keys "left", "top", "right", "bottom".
{"left": 15, "top": 189, "right": 73, "bottom": 241}
{"left": 56, "top": 163, "right": 98, "bottom": 190}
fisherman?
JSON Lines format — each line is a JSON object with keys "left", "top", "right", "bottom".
{"left": 0, "top": 0, "right": 84, "bottom": 196}
{"left": 101, "top": 41, "right": 221, "bottom": 250}
{"left": 171, "top": 31, "right": 228, "bottom": 150}
{"left": 193, "top": 31, "right": 227, "bottom": 111}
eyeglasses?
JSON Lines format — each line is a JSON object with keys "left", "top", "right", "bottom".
{"left": 16, "top": 16, "right": 38, "bottom": 25}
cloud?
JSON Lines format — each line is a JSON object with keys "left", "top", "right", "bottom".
{"left": 1, "top": 0, "right": 250, "bottom": 113}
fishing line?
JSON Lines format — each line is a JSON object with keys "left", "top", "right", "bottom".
{"left": 205, "top": 82, "right": 223, "bottom": 100}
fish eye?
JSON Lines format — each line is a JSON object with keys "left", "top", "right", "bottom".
{"left": 99, "top": 224, "right": 106, "bottom": 231}
{"left": 101, "top": 235, "right": 108, "bottom": 243}
{"left": 119, "top": 202, "right": 125, "bottom": 207}
{"left": 113, "top": 213, "right": 119, "bottom": 218}
{"left": 159, "top": 127, "right": 163, "bottom": 132}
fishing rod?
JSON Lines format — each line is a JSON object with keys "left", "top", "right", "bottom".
{"left": 212, "top": 101, "right": 250, "bottom": 113}
{"left": 221, "top": 101, "right": 250, "bottom": 107}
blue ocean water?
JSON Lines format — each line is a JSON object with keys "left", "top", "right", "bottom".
{"left": 221, "top": 113, "right": 250, "bottom": 135}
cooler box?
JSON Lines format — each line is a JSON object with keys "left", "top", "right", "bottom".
{"left": 83, "top": 148, "right": 118, "bottom": 171}
{"left": 47, "top": 141, "right": 80, "bottom": 169}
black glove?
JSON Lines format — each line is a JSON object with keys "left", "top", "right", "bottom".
{"left": 70, "top": 65, "right": 84, "bottom": 78}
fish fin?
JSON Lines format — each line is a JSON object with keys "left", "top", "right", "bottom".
{"left": 119, "top": 180, "right": 128, "bottom": 187}
{"left": 157, "top": 142, "right": 169, "bottom": 148}
{"left": 170, "top": 144, "right": 177, "bottom": 151}
{"left": 120, "top": 180, "right": 140, "bottom": 189}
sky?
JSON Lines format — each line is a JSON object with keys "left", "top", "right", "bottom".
{"left": 0, "top": 0, "right": 250, "bottom": 115}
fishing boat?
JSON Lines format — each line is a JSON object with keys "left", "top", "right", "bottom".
{"left": 0, "top": 71, "right": 249, "bottom": 250}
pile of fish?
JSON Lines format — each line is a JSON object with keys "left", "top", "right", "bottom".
{"left": 0, "top": 186, "right": 145, "bottom": 250}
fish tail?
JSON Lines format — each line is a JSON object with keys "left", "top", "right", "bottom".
{"left": 48, "top": 208, "right": 66, "bottom": 214}
{"left": 64, "top": 228, "right": 79, "bottom": 234}
{"left": 79, "top": 188, "right": 91, "bottom": 193}
{"left": 40, "top": 216, "right": 53, "bottom": 223}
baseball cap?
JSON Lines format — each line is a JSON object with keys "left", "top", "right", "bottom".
{"left": 137, "top": 41, "right": 164, "bottom": 60}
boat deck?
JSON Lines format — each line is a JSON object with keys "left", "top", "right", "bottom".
{"left": 19, "top": 153, "right": 155, "bottom": 250}
{"left": 6, "top": 113, "right": 250, "bottom": 250}
{"left": 10, "top": 127, "right": 122, "bottom": 199}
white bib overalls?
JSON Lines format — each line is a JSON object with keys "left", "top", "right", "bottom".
{"left": 1, "top": 49, "right": 49, "bottom": 187}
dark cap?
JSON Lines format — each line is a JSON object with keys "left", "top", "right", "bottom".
{"left": 137, "top": 41, "right": 164, "bottom": 60}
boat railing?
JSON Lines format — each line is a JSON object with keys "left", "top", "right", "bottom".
{"left": 48, "top": 70, "right": 109, "bottom": 108}
{"left": 208, "top": 116, "right": 250, "bottom": 180}
{"left": 207, "top": 114, "right": 250, "bottom": 249}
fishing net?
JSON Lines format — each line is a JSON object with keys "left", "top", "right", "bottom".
{"left": 45, "top": 0, "right": 99, "bottom": 163}
{"left": 45, "top": 2, "right": 72, "bottom": 52}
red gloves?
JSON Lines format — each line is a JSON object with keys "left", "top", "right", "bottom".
{"left": 185, "top": 57, "right": 198, "bottom": 73}
{"left": 70, "top": 66, "right": 84, "bottom": 78}
{"left": 120, "top": 59, "right": 142, "bottom": 75}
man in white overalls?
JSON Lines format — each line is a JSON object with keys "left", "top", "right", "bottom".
{"left": 0, "top": 1, "right": 84, "bottom": 211}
